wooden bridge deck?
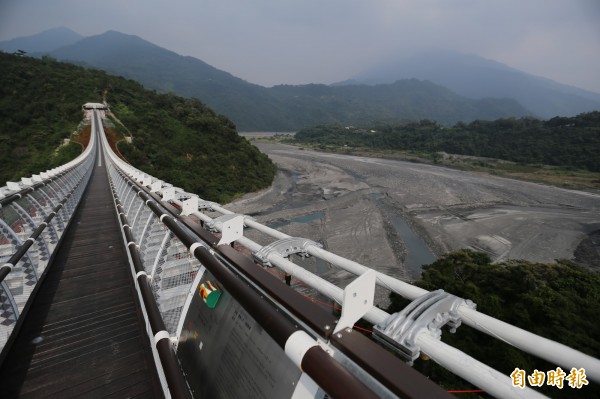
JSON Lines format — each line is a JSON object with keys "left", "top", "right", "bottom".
{"left": 0, "top": 150, "right": 162, "bottom": 398}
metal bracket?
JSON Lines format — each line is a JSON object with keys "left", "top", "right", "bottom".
{"left": 373, "top": 289, "right": 476, "bottom": 364}
{"left": 21, "top": 177, "right": 33, "bottom": 186}
{"left": 162, "top": 187, "right": 198, "bottom": 204}
{"left": 175, "top": 193, "right": 193, "bottom": 202}
{"left": 253, "top": 237, "right": 322, "bottom": 267}
{"left": 6, "top": 182, "right": 21, "bottom": 191}
{"left": 198, "top": 201, "right": 216, "bottom": 212}
{"left": 334, "top": 270, "right": 376, "bottom": 334}
{"left": 216, "top": 215, "right": 245, "bottom": 245}
{"left": 181, "top": 197, "right": 199, "bottom": 216}
{"left": 141, "top": 175, "right": 153, "bottom": 186}
{"left": 205, "top": 213, "right": 243, "bottom": 232}
{"left": 150, "top": 181, "right": 163, "bottom": 193}
{"left": 161, "top": 187, "right": 178, "bottom": 201}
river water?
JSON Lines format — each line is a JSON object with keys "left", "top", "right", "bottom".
{"left": 366, "top": 192, "right": 437, "bottom": 277}
{"left": 266, "top": 198, "right": 436, "bottom": 278}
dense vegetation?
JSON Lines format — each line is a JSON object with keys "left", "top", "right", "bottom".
{"left": 0, "top": 52, "right": 275, "bottom": 202}
{"left": 113, "top": 95, "right": 276, "bottom": 202}
{"left": 0, "top": 55, "right": 89, "bottom": 180}
{"left": 387, "top": 250, "right": 600, "bottom": 398}
{"left": 295, "top": 113, "right": 600, "bottom": 171}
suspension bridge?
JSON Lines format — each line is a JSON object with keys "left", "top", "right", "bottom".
{"left": 0, "top": 108, "right": 598, "bottom": 398}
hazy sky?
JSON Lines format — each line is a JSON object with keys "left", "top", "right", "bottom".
{"left": 1, "top": 0, "right": 599, "bottom": 92}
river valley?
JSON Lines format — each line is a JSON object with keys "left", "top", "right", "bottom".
{"left": 228, "top": 142, "right": 600, "bottom": 307}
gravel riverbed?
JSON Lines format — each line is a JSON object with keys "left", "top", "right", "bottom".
{"left": 227, "top": 143, "right": 600, "bottom": 307}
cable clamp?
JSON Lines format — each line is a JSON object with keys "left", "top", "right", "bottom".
{"left": 253, "top": 237, "right": 322, "bottom": 267}
{"left": 373, "top": 289, "right": 476, "bottom": 364}
{"left": 154, "top": 330, "right": 171, "bottom": 346}
{"left": 2, "top": 263, "right": 14, "bottom": 271}
{"left": 198, "top": 201, "right": 217, "bottom": 212}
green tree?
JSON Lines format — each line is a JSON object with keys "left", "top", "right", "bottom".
{"left": 0, "top": 52, "right": 275, "bottom": 202}
{"left": 387, "top": 249, "right": 600, "bottom": 398}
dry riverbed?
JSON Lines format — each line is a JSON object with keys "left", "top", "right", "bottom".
{"left": 228, "top": 143, "right": 600, "bottom": 307}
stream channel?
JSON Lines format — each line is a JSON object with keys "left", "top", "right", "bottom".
{"left": 260, "top": 170, "right": 436, "bottom": 279}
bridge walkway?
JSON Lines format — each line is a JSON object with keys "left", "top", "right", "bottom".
{"left": 0, "top": 140, "right": 162, "bottom": 398}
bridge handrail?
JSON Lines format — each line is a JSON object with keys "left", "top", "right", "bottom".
{"left": 0, "top": 115, "right": 97, "bottom": 357}
{"left": 98, "top": 117, "right": 456, "bottom": 397}
{"left": 98, "top": 114, "right": 196, "bottom": 399}
{"left": 167, "top": 198, "right": 554, "bottom": 398}
{"left": 99, "top": 113, "right": 599, "bottom": 397}
{"left": 227, "top": 207, "right": 600, "bottom": 383}
{"left": 174, "top": 175, "right": 600, "bottom": 385}
{"left": 0, "top": 121, "right": 96, "bottom": 205}
{"left": 102, "top": 122, "right": 561, "bottom": 398}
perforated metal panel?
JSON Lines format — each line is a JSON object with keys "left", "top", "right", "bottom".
{"left": 0, "top": 143, "right": 95, "bottom": 352}
{"left": 107, "top": 166, "right": 203, "bottom": 336}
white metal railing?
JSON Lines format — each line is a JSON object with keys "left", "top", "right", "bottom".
{"left": 109, "top": 168, "right": 202, "bottom": 336}
{"left": 96, "top": 112, "right": 600, "bottom": 398}
{"left": 97, "top": 113, "right": 196, "bottom": 399}
{"left": 101, "top": 126, "right": 403, "bottom": 399}
{"left": 0, "top": 119, "right": 96, "bottom": 353}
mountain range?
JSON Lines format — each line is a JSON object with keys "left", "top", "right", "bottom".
{"left": 350, "top": 51, "right": 600, "bottom": 119}
{"left": 0, "top": 52, "right": 275, "bottom": 202}
{"left": 2, "top": 28, "right": 599, "bottom": 130}
{"left": 0, "top": 27, "right": 83, "bottom": 54}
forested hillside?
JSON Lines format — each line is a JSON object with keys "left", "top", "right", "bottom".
{"left": 0, "top": 52, "right": 275, "bottom": 202}
{"left": 353, "top": 51, "right": 600, "bottom": 119}
{"left": 295, "top": 113, "right": 600, "bottom": 172}
{"left": 46, "top": 31, "right": 531, "bottom": 130}
{"left": 387, "top": 250, "right": 600, "bottom": 398}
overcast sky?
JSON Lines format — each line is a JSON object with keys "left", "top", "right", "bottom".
{"left": 1, "top": 0, "right": 599, "bottom": 92}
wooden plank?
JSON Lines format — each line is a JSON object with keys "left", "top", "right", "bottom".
{"left": 0, "top": 152, "right": 163, "bottom": 398}
{"left": 19, "top": 351, "right": 152, "bottom": 398}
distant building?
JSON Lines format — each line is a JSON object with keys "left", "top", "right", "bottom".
{"left": 82, "top": 102, "right": 108, "bottom": 119}
{"left": 82, "top": 103, "right": 107, "bottom": 110}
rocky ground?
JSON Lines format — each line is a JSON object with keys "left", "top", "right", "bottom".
{"left": 227, "top": 143, "right": 600, "bottom": 307}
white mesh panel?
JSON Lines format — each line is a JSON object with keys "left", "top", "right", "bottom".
{"left": 151, "top": 234, "right": 202, "bottom": 335}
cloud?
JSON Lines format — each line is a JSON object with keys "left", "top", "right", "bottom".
{"left": 0, "top": 0, "right": 599, "bottom": 91}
